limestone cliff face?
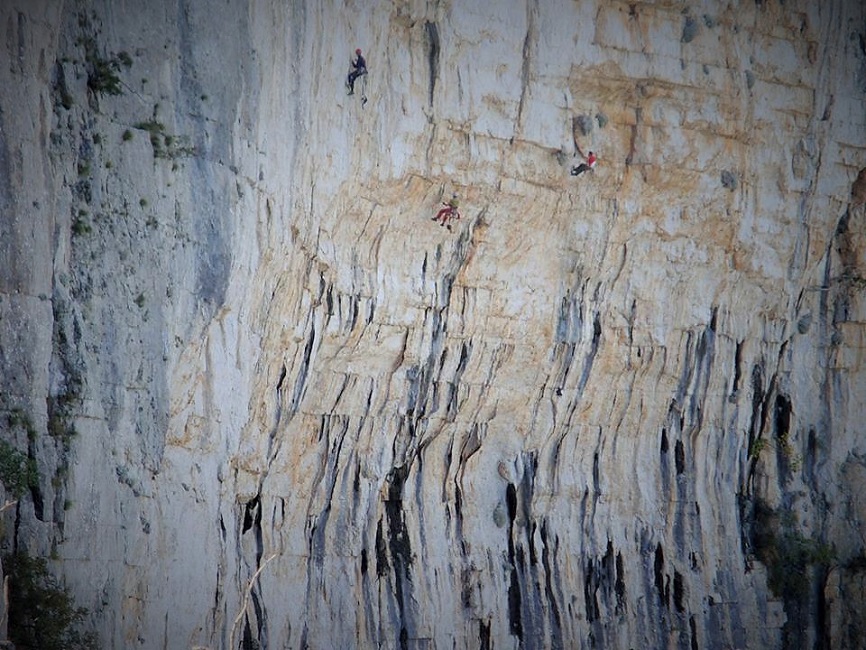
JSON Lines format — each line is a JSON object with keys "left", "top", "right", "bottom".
{"left": 1, "top": 0, "right": 865, "bottom": 648}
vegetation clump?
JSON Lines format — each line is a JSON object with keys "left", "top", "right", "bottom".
{"left": 747, "top": 498, "right": 835, "bottom": 599}
{"left": 79, "top": 32, "right": 131, "bottom": 97}
{"left": 0, "top": 438, "right": 38, "bottom": 497}
{"left": 134, "top": 119, "right": 196, "bottom": 160}
{"left": 4, "top": 551, "right": 97, "bottom": 649}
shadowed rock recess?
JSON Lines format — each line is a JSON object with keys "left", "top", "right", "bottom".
{"left": 1, "top": 0, "right": 865, "bottom": 648}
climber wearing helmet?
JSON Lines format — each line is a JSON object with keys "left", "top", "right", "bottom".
{"left": 347, "top": 47, "right": 367, "bottom": 95}
{"left": 432, "top": 193, "right": 461, "bottom": 230}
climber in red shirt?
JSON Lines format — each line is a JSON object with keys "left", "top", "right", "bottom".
{"left": 571, "top": 151, "right": 597, "bottom": 176}
{"left": 432, "top": 193, "right": 460, "bottom": 230}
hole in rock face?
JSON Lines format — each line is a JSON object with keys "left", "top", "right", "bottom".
{"left": 424, "top": 21, "right": 439, "bottom": 106}
{"left": 615, "top": 551, "right": 626, "bottom": 608}
{"left": 721, "top": 169, "right": 738, "bottom": 190}
{"left": 774, "top": 394, "right": 792, "bottom": 441}
{"left": 681, "top": 15, "right": 698, "bottom": 43}
{"left": 690, "top": 615, "right": 699, "bottom": 650}
{"left": 674, "top": 570, "right": 685, "bottom": 612}
{"left": 275, "top": 364, "right": 286, "bottom": 393}
{"left": 675, "top": 440, "right": 685, "bottom": 475}
{"left": 375, "top": 520, "right": 388, "bottom": 577}
{"left": 654, "top": 543, "right": 668, "bottom": 606}
{"left": 851, "top": 167, "right": 866, "bottom": 205}
{"left": 507, "top": 567, "right": 522, "bottom": 639}
{"left": 807, "top": 427, "right": 817, "bottom": 461}
{"left": 506, "top": 483, "right": 517, "bottom": 524}
{"left": 241, "top": 495, "right": 260, "bottom": 535}
{"left": 479, "top": 619, "right": 491, "bottom": 650}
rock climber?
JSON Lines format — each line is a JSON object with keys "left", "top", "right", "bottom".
{"left": 432, "top": 193, "right": 460, "bottom": 230}
{"left": 347, "top": 48, "right": 367, "bottom": 95}
{"left": 571, "top": 151, "right": 597, "bottom": 176}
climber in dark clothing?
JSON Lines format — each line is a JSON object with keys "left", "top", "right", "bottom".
{"left": 347, "top": 48, "right": 367, "bottom": 95}
{"left": 571, "top": 151, "right": 597, "bottom": 176}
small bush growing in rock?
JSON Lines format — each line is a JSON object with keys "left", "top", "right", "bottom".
{"left": 80, "top": 34, "right": 130, "bottom": 97}
{"left": 135, "top": 119, "right": 166, "bottom": 145}
{"left": 748, "top": 437, "right": 767, "bottom": 459}
{"left": 134, "top": 120, "right": 196, "bottom": 160}
{"left": 746, "top": 498, "right": 836, "bottom": 600}
{"left": 8, "top": 409, "right": 37, "bottom": 441}
{"left": 0, "top": 439, "right": 38, "bottom": 497}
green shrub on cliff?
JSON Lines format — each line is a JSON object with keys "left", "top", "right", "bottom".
{"left": 0, "top": 439, "right": 38, "bottom": 497}
{"left": 4, "top": 551, "right": 97, "bottom": 649}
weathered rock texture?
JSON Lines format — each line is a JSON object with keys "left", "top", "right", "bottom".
{"left": 1, "top": 0, "right": 865, "bottom": 648}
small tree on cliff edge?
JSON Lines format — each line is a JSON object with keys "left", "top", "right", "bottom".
{"left": 4, "top": 552, "right": 97, "bottom": 649}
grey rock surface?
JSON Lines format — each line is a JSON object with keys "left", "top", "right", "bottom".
{"left": 1, "top": 0, "right": 864, "bottom": 648}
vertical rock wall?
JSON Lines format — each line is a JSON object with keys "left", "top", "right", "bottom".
{"left": 1, "top": 0, "right": 864, "bottom": 648}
